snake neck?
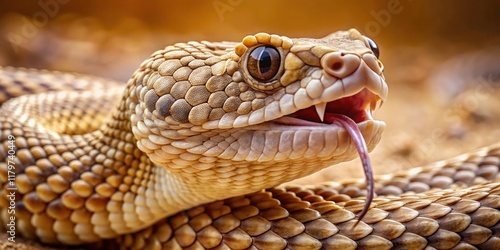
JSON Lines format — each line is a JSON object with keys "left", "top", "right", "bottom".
{"left": 73, "top": 85, "right": 221, "bottom": 236}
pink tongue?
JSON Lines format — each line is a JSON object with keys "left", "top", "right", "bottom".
{"left": 325, "top": 114, "right": 374, "bottom": 226}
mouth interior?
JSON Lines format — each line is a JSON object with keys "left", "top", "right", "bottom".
{"left": 287, "top": 88, "right": 377, "bottom": 124}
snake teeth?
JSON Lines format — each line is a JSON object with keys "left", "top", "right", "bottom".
{"left": 315, "top": 103, "right": 327, "bottom": 122}
{"left": 370, "top": 98, "right": 384, "bottom": 117}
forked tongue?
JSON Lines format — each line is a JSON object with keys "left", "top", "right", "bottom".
{"left": 325, "top": 114, "right": 374, "bottom": 228}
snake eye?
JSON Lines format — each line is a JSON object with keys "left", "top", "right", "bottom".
{"left": 365, "top": 37, "right": 380, "bottom": 58}
{"left": 247, "top": 45, "right": 281, "bottom": 82}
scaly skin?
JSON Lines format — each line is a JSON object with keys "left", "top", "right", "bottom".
{"left": 0, "top": 29, "right": 499, "bottom": 249}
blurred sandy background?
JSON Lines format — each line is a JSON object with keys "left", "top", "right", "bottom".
{"left": 1, "top": 1, "right": 500, "bottom": 187}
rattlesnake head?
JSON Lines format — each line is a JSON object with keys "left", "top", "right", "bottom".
{"left": 129, "top": 29, "right": 387, "bottom": 206}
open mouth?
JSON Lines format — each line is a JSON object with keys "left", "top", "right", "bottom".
{"left": 275, "top": 88, "right": 382, "bottom": 125}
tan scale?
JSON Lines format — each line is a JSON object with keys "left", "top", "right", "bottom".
{"left": 0, "top": 29, "right": 499, "bottom": 249}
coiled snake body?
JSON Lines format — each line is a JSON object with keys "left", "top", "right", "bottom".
{"left": 0, "top": 29, "right": 499, "bottom": 249}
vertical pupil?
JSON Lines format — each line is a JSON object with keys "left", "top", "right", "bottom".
{"left": 259, "top": 50, "right": 271, "bottom": 74}
{"left": 247, "top": 45, "right": 280, "bottom": 82}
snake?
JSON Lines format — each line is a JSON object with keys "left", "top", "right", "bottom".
{"left": 0, "top": 29, "right": 499, "bottom": 250}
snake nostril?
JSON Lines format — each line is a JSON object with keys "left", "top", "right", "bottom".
{"left": 331, "top": 62, "right": 343, "bottom": 71}
{"left": 321, "top": 52, "right": 361, "bottom": 78}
